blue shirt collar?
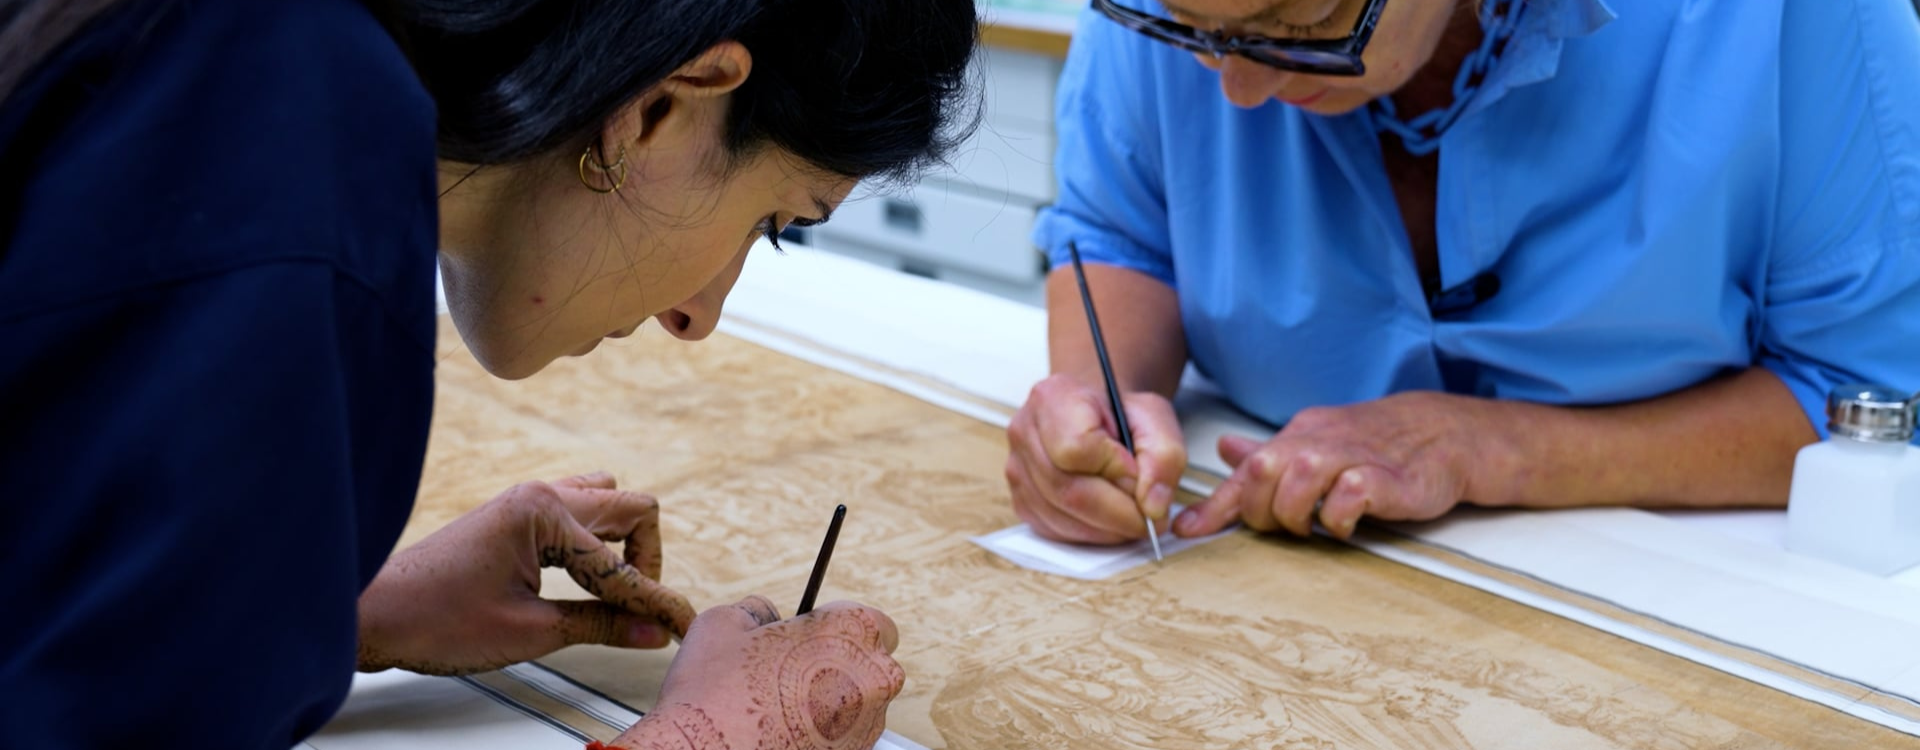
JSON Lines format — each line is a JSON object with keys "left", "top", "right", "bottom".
{"left": 1466, "top": 0, "right": 1617, "bottom": 117}
{"left": 1536, "top": 0, "right": 1617, "bottom": 38}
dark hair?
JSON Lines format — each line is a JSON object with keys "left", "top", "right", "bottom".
{"left": 0, "top": 0, "right": 129, "bottom": 102}
{"left": 1, "top": 0, "right": 980, "bottom": 183}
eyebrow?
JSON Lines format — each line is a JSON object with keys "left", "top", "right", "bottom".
{"left": 1158, "top": 0, "right": 1299, "bottom": 27}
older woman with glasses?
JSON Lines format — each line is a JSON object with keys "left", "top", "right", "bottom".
{"left": 1003, "top": 0, "right": 1920, "bottom": 545}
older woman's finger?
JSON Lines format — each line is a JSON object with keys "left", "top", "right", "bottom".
{"left": 1318, "top": 465, "right": 1389, "bottom": 539}
{"left": 1270, "top": 445, "right": 1357, "bottom": 538}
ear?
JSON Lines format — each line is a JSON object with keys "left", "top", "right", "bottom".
{"left": 668, "top": 40, "right": 752, "bottom": 98}
{"left": 601, "top": 42, "right": 753, "bottom": 155}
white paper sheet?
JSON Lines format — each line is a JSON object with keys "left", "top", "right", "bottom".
{"left": 969, "top": 505, "right": 1235, "bottom": 580}
{"left": 717, "top": 243, "right": 1920, "bottom": 734}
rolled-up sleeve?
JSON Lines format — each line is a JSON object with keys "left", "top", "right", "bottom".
{"left": 1031, "top": 8, "right": 1177, "bottom": 285}
{"left": 1758, "top": 0, "right": 1920, "bottom": 441}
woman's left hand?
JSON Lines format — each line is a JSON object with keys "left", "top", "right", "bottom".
{"left": 1173, "top": 392, "right": 1513, "bottom": 540}
{"left": 356, "top": 471, "right": 697, "bottom": 675}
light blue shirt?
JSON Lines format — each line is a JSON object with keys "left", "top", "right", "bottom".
{"left": 1035, "top": 0, "right": 1920, "bottom": 440}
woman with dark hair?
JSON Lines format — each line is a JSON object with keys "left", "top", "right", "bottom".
{"left": 0, "top": 0, "right": 976, "bottom": 747}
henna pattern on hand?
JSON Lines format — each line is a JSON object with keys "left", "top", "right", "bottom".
{"left": 804, "top": 669, "right": 863, "bottom": 742}
{"left": 616, "top": 704, "right": 728, "bottom": 750}
{"left": 355, "top": 640, "right": 495, "bottom": 677}
{"left": 746, "top": 610, "right": 906, "bottom": 750}
{"left": 548, "top": 541, "right": 695, "bottom": 638}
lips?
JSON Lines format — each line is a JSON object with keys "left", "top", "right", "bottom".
{"left": 1282, "top": 88, "right": 1330, "bottom": 107}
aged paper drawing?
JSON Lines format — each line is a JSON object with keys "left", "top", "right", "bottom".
{"left": 397, "top": 320, "right": 1916, "bottom": 748}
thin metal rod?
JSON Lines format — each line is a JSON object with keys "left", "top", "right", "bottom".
{"left": 1067, "top": 243, "right": 1165, "bottom": 562}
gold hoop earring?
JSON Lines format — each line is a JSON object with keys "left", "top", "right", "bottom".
{"left": 578, "top": 144, "right": 628, "bottom": 194}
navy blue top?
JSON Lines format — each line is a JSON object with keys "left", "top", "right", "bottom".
{"left": 0, "top": 0, "right": 438, "bottom": 746}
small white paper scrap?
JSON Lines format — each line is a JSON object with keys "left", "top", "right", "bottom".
{"left": 971, "top": 506, "right": 1233, "bottom": 580}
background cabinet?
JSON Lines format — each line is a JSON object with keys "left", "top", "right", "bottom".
{"left": 804, "top": 13, "right": 1072, "bottom": 307}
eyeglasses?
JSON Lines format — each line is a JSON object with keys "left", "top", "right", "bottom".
{"left": 1090, "top": 0, "right": 1389, "bottom": 77}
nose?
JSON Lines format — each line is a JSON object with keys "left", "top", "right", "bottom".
{"left": 655, "top": 303, "right": 716, "bottom": 342}
{"left": 1217, "top": 55, "right": 1292, "bottom": 109}
{"left": 654, "top": 241, "right": 752, "bottom": 342}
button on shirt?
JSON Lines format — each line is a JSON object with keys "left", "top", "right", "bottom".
{"left": 1035, "top": 0, "right": 1920, "bottom": 440}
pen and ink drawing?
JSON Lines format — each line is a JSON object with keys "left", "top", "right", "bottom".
{"left": 412, "top": 322, "right": 1916, "bottom": 748}
{"left": 927, "top": 589, "right": 1761, "bottom": 750}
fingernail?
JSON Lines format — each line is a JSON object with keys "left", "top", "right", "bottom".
{"left": 629, "top": 621, "right": 667, "bottom": 648}
{"left": 1147, "top": 484, "right": 1173, "bottom": 518}
{"left": 1175, "top": 511, "right": 1198, "bottom": 536}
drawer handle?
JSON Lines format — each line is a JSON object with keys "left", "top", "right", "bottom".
{"left": 883, "top": 199, "right": 923, "bottom": 234}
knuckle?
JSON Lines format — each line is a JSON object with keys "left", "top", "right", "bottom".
{"left": 689, "top": 606, "right": 731, "bottom": 633}
{"left": 502, "top": 481, "right": 562, "bottom": 512}
{"left": 1247, "top": 451, "right": 1283, "bottom": 481}
{"left": 1031, "top": 374, "right": 1074, "bottom": 402}
{"left": 728, "top": 595, "right": 778, "bottom": 627}
{"left": 612, "top": 491, "right": 660, "bottom": 522}
{"left": 835, "top": 607, "right": 883, "bottom": 643}
{"left": 1057, "top": 482, "right": 1099, "bottom": 514}
{"left": 1045, "top": 435, "right": 1099, "bottom": 474}
{"left": 1339, "top": 469, "right": 1367, "bottom": 492}
{"left": 875, "top": 655, "right": 907, "bottom": 698}
{"left": 1292, "top": 406, "right": 1336, "bottom": 429}
{"left": 1003, "top": 455, "right": 1025, "bottom": 486}
{"left": 1006, "top": 411, "right": 1035, "bottom": 442}
{"left": 1285, "top": 450, "right": 1324, "bottom": 477}
{"left": 1055, "top": 485, "right": 1086, "bottom": 513}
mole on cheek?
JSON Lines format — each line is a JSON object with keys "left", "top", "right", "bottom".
{"left": 531, "top": 296, "right": 545, "bottom": 306}
{"left": 806, "top": 668, "right": 863, "bottom": 741}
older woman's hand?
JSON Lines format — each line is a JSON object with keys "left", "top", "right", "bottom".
{"left": 1005, "top": 373, "right": 1188, "bottom": 544}
{"left": 1174, "top": 391, "right": 1514, "bottom": 540}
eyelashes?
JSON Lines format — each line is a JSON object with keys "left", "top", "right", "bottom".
{"left": 1278, "top": 14, "right": 1342, "bottom": 37}
{"left": 758, "top": 214, "right": 786, "bottom": 253}
{"left": 1170, "top": 7, "right": 1344, "bottom": 39}
{"left": 757, "top": 213, "right": 825, "bottom": 254}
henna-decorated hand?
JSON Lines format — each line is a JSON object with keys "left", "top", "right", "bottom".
{"left": 356, "top": 472, "right": 696, "bottom": 675}
{"left": 613, "top": 597, "right": 906, "bottom": 750}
